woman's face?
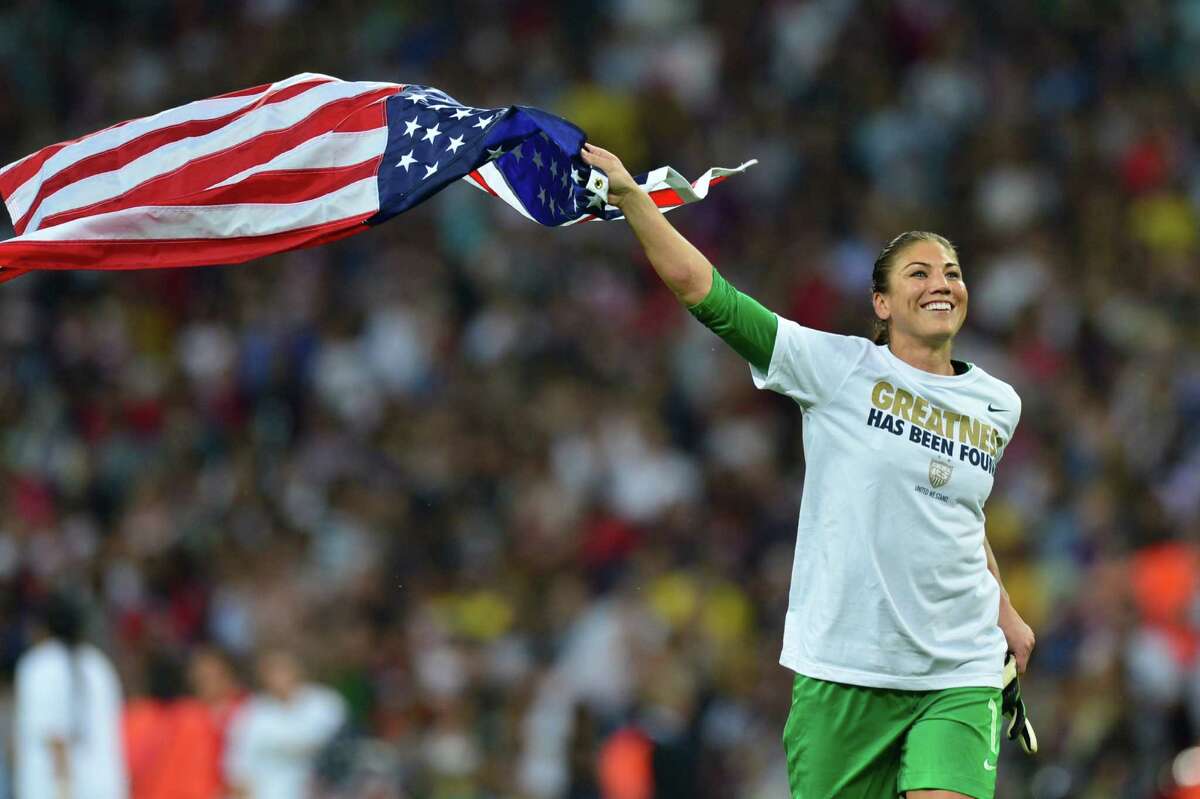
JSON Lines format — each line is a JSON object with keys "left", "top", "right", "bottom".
{"left": 872, "top": 240, "right": 967, "bottom": 345}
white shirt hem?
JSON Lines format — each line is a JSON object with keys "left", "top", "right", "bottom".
{"left": 780, "top": 654, "right": 1003, "bottom": 691}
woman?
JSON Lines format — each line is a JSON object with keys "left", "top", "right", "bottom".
{"left": 579, "top": 143, "right": 1036, "bottom": 799}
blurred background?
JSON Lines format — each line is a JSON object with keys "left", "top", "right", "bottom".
{"left": 0, "top": 0, "right": 1198, "bottom": 797}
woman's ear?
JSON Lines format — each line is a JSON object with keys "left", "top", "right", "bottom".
{"left": 872, "top": 292, "right": 890, "bottom": 321}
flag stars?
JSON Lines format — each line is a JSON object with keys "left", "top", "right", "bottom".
{"left": 386, "top": 101, "right": 611, "bottom": 219}
{"left": 422, "top": 123, "right": 443, "bottom": 143}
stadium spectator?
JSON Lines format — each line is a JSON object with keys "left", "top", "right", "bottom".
{"left": 123, "top": 650, "right": 222, "bottom": 799}
{"left": 224, "top": 648, "right": 347, "bottom": 799}
{"left": 13, "top": 593, "right": 127, "bottom": 799}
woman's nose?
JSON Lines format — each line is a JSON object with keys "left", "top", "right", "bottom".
{"left": 928, "top": 274, "right": 950, "bottom": 292}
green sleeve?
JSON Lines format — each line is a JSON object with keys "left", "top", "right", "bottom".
{"left": 686, "top": 266, "right": 778, "bottom": 373}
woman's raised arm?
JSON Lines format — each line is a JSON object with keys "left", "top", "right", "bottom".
{"left": 580, "top": 143, "right": 713, "bottom": 305}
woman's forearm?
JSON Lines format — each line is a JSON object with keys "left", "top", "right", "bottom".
{"left": 988, "top": 534, "right": 1036, "bottom": 670}
{"left": 984, "top": 536, "right": 1011, "bottom": 605}
{"left": 619, "top": 188, "right": 713, "bottom": 305}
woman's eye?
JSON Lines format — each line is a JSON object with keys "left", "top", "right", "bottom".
{"left": 912, "top": 270, "right": 926, "bottom": 278}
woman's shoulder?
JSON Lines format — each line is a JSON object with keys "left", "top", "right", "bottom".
{"left": 963, "top": 362, "right": 1022, "bottom": 408}
{"left": 775, "top": 316, "right": 875, "bottom": 352}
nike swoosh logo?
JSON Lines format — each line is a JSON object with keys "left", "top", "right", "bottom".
{"left": 983, "top": 759, "right": 996, "bottom": 771}
{"left": 987, "top": 404, "right": 1007, "bottom": 412}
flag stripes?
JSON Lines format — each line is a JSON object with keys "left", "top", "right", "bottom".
{"left": 0, "top": 211, "right": 374, "bottom": 276}
{"left": 18, "top": 82, "right": 395, "bottom": 234}
{"left": 31, "top": 94, "right": 391, "bottom": 233}
{"left": 1, "top": 74, "right": 342, "bottom": 221}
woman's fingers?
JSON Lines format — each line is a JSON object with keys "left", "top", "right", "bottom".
{"left": 580, "top": 143, "right": 638, "bottom": 208}
{"left": 582, "top": 142, "right": 617, "bottom": 164}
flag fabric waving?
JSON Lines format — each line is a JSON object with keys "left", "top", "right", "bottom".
{"left": 0, "top": 73, "right": 754, "bottom": 283}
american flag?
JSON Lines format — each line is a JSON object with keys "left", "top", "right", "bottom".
{"left": 0, "top": 73, "right": 754, "bottom": 283}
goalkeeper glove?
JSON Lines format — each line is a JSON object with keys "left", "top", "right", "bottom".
{"left": 1001, "top": 652, "right": 1038, "bottom": 754}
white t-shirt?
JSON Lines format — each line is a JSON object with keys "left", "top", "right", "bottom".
{"left": 225, "top": 684, "right": 346, "bottom": 799}
{"left": 14, "top": 640, "right": 128, "bottom": 799}
{"left": 754, "top": 318, "right": 1021, "bottom": 690}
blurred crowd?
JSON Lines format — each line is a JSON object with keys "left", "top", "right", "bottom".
{"left": 1, "top": 0, "right": 1199, "bottom": 797}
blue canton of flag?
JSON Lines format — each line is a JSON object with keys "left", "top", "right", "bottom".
{"left": 374, "top": 85, "right": 603, "bottom": 226}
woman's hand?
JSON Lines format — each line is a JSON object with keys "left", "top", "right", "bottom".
{"left": 999, "top": 599, "right": 1035, "bottom": 673}
{"left": 580, "top": 143, "right": 641, "bottom": 209}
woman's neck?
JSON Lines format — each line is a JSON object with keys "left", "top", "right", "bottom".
{"left": 887, "top": 335, "right": 956, "bottom": 376}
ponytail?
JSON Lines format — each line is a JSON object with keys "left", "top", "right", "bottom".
{"left": 871, "top": 318, "right": 890, "bottom": 345}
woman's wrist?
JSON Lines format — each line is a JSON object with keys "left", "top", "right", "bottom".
{"left": 613, "top": 185, "right": 651, "bottom": 214}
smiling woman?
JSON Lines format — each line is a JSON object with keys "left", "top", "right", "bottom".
{"left": 870, "top": 231, "right": 968, "bottom": 376}
{"left": 579, "top": 141, "right": 1037, "bottom": 799}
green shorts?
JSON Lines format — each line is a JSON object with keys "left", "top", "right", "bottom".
{"left": 782, "top": 673, "right": 1002, "bottom": 799}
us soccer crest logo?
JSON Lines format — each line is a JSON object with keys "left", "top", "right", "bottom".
{"left": 928, "top": 457, "right": 954, "bottom": 488}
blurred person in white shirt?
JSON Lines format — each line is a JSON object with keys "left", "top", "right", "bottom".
{"left": 224, "top": 648, "right": 346, "bottom": 799}
{"left": 14, "top": 592, "right": 128, "bottom": 799}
